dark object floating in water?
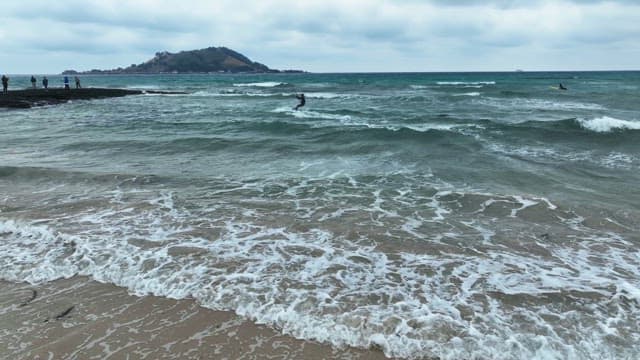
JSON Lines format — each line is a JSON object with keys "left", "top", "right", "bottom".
{"left": 0, "top": 88, "right": 186, "bottom": 109}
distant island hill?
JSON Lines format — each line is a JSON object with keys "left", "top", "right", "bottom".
{"left": 63, "top": 46, "right": 303, "bottom": 74}
{"left": 1, "top": 46, "right": 303, "bottom": 108}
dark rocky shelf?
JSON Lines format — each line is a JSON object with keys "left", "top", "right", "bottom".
{"left": 0, "top": 88, "right": 185, "bottom": 109}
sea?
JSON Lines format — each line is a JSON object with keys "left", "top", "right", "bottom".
{"left": 1, "top": 71, "right": 639, "bottom": 359}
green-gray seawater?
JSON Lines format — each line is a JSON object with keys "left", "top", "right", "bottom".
{"left": 1, "top": 72, "right": 639, "bottom": 359}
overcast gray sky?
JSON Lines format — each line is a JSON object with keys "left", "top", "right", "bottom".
{"left": 1, "top": 0, "right": 639, "bottom": 74}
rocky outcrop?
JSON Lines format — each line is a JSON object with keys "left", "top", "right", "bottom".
{"left": 63, "top": 46, "right": 293, "bottom": 74}
{"left": 0, "top": 88, "right": 184, "bottom": 109}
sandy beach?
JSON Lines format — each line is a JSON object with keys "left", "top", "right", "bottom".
{"left": 0, "top": 277, "right": 388, "bottom": 359}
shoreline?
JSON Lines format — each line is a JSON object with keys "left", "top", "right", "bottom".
{"left": 0, "top": 277, "right": 389, "bottom": 359}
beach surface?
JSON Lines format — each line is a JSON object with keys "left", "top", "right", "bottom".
{"left": 0, "top": 278, "right": 387, "bottom": 359}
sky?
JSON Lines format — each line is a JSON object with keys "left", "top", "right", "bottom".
{"left": 1, "top": 0, "right": 639, "bottom": 74}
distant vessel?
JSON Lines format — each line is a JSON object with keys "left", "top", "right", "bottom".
{"left": 515, "top": 69, "right": 524, "bottom": 72}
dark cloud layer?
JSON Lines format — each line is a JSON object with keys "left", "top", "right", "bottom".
{"left": 1, "top": 0, "right": 638, "bottom": 73}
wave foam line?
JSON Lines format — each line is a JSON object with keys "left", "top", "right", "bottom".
{"left": 437, "top": 81, "right": 495, "bottom": 85}
{"left": 579, "top": 116, "right": 640, "bottom": 133}
{"left": 454, "top": 92, "right": 481, "bottom": 97}
{"left": 272, "top": 107, "right": 352, "bottom": 121}
{"left": 233, "top": 82, "right": 286, "bottom": 88}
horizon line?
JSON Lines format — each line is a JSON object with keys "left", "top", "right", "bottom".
{"left": 4, "top": 69, "right": 640, "bottom": 76}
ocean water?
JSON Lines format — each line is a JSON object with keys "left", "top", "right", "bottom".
{"left": 1, "top": 71, "right": 639, "bottom": 359}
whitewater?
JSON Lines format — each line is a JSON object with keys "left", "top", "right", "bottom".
{"left": 1, "top": 71, "right": 639, "bottom": 359}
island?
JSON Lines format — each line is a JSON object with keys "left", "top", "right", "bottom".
{"left": 63, "top": 46, "right": 303, "bottom": 74}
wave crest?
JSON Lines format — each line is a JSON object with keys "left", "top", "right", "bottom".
{"left": 437, "top": 81, "right": 496, "bottom": 86}
{"left": 579, "top": 116, "right": 640, "bottom": 133}
{"left": 233, "top": 82, "right": 287, "bottom": 88}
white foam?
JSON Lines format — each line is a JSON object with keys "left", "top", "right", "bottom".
{"left": 272, "top": 107, "right": 352, "bottom": 121}
{"left": 437, "top": 81, "right": 495, "bottom": 86}
{"left": 486, "top": 142, "right": 637, "bottom": 170}
{"left": 125, "top": 85, "right": 162, "bottom": 90}
{"left": 579, "top": 116, "right": 640, "bottom": 133}
{"left": 404, "top": 124, "right": 459, "bottom": 132}
{"left": 233, "top": 82, "right": 286, "bottom": 88}
{"left": 2, "top": 183, "right": 639, "bottom": 360}
{"left": 303, "top": 92, "right": 352, "bottom": 99}
{"left": 284, "top": 92, "right": 368, "bottom": 100}
{"left": 476, "top": 98, "right": 606, "bottom": 111}
{"left": 189, "top": 89, "right": 270, "bottom": 97}
{"left": 350, "top": 122, "right": 481, "bottom": 134}
{"left": 509, "top": 195, "right": 539, "bottom": 217}
{"left": 142, "top": 92, "right": 184, "bottom": 97}
{"left": 454, "top": 92, "right": 481, "bottom": 97}
{"left": 600, "top": 152, "right": 635, "bottom": 169}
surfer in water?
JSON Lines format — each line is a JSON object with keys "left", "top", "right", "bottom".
{"left": 294, "top": 93, "right": 306, "bottom": 110}
{"left": 558, "top": 83, "right": 567, "bottom": 90}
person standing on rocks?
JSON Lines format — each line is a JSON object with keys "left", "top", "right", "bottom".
{"left": 2, "top": 75, "right": 8, "bottom": 94}
{"left": 64, "top": 76, "right": 70, "bottom": 90}
{"left": 42, "top": 76, "right": 49, "bottom": 89}
{"left": 30, "top": 75, "right": 37, "bottom": 89}
{"left": 75, "top": 76, "right": 81, "bottom": 89}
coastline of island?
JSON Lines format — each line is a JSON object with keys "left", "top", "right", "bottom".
{"left": 62, "top": 46, "right": 305, "bottom": 75}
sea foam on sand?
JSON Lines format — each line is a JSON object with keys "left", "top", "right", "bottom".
{"left": 0, "top": 277, "right": 386, "bottom": 359}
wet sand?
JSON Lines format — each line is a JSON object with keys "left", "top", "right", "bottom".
{"left": 0, "top": 277, "right": 389, "bottom": 359}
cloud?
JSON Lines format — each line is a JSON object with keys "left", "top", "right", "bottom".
{"left": 0, "top": 0, "right": 639, "bottom": 73}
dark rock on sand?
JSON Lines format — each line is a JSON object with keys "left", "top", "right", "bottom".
{"left": 55, "top": 305, "right": 75, "bottom": 320}
{"left": 19, "top": 289, "right": 38, "bottom": 307}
